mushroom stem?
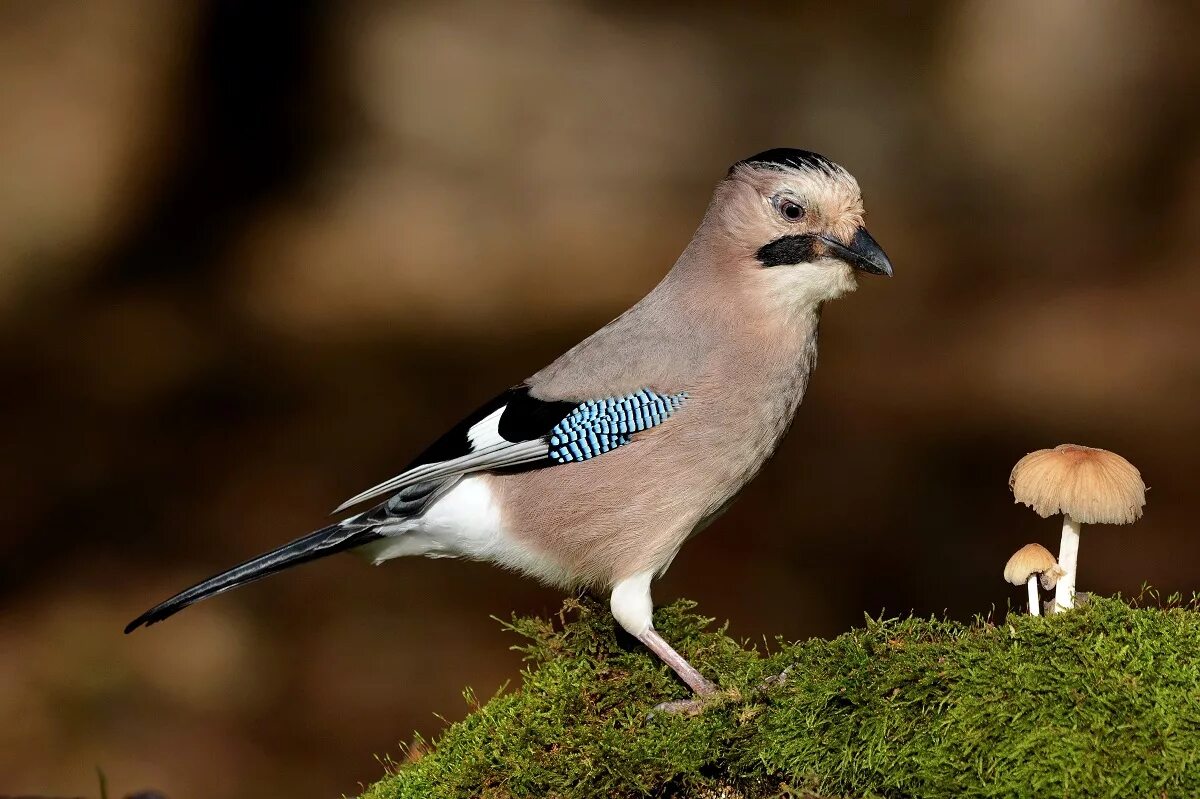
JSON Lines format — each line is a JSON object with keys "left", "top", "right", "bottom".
{"left": 1054, "top": 514, "right": 1081, "bottom": 612}
{"left": 1026, "top": 575, "right": 1040, "bottom": 616}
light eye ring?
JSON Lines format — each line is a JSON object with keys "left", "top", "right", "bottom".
{"left": 775, "top": 197, "right": 805, "bottom": 222}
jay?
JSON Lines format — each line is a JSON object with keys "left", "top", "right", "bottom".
{"left": 127, "top": 148, "right": 893, "bottom": 701}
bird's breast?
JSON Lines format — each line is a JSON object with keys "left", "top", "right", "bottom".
{"left": 488, "top": 316, "right": 821, "bottom": 588}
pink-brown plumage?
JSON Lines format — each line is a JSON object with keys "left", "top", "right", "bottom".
{"left": 490, "top": 160, "right": 865, "bottom": 589}
{"left": 125, "top": 149, "right": 891, "bottom": 703}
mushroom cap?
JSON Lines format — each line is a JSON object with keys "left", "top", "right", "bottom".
{"left": 1004, "top": 542, "right": 1060, "bottom": 586}
{"left": 1009, "top": 444, "right": 1145, "bottom": 525}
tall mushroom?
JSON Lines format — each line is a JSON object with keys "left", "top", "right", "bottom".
{"left": 1009, "top": 444, "right": 1145, "bottom": 612}
{"left": 1004, "top": 543, "right": 1063, "bottom": 616}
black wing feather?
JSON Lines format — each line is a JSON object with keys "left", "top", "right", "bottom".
{"left": 403, "top": 385, "right": 574, "bottom": 469}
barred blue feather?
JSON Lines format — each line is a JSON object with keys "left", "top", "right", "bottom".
{"left": 548, "top": 390, "right": 688, "bottom": 463}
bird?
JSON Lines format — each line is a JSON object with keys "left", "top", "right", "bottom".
{"left": 125, "top": 148, "right": 893, "bottom": 703}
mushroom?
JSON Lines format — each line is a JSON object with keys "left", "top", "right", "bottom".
{"left": 1009, "top": 444, "right": 1145, "bottom": 612}
{"left": 1003, "top": 543, "right": 1063, "bottom": 616}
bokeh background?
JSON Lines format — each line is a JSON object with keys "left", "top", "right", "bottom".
{"left": 3, "top": 1, "right": 1199, "bottom": 796}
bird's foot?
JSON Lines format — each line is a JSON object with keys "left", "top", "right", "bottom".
{"left": 649, "top": 668, "right": 794, "bottom": 718}
{"left": 651, "top": 696, "right": 713, "bottom": 716}
{"left": 648, "top": 684, "right": 733, "bottom": 717}
{"left": 648, "top": 673, "right": 725, "bottom": 717}
{"left": 760, "top": 666, "right": 792, "bottom": 690}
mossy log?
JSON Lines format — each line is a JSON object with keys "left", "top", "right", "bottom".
{"left": 361, "top": 594, "right": 1200, "bottom": 799}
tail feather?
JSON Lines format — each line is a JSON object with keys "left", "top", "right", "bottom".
{"left": 124, "top": 522, "right": 380, "bottom": 634}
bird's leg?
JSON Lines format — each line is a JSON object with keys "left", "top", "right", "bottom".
{"left": 637, "top": 628, "right": 716, "bottom": 695}
{"left": 610, "top": 571, "right": 717, "bottom": 711}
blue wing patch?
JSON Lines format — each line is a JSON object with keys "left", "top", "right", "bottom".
{"left": 548, "top": 390, "right": 687, "bottom": 463}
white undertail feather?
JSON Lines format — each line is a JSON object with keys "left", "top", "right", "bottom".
{"left": 356, "top": 477, "right": 575, "bottom": 587}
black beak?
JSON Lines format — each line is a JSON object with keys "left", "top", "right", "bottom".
{"left": 819, "top": 227, "right": 893, "bottom": 277}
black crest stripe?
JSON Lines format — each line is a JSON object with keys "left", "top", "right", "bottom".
{"left": 731, "top": 148, "right": 840, "bottom": 176}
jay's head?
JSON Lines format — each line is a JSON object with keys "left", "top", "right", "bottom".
{"left": 708, "top": 148, "right": 892, "bottom": 308}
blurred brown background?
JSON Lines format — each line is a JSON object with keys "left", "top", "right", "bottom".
{"left": 2, "top": 1, "right": 1199, "bottom": 796}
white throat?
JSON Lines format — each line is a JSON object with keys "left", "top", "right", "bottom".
{"left": 758, "top": 258, "right": 858, "bottom": 319}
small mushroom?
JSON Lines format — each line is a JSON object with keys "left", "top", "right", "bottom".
{"left": 1004, "top": 543, "right": 1063, "bottom": 616}
{"left": 1009, "top": 444, "right": 1145, "bottom": 612}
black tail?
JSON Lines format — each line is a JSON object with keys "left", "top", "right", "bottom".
{"left": 124, "top": 522, "right": 380, "bottom": 634}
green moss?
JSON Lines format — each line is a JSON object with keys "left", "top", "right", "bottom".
{"left": 361, "top": 594, "right": 1200, "bottom": 799}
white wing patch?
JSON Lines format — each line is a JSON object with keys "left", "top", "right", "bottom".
{"left": 467, "top": 406, "right": 507, "bottom": 449}
{"left": 334, "top": 402, "right": 530, "bottom": 514}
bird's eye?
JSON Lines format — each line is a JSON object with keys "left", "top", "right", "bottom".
{"left": 778, "top": 199, "right": 805, "bottom": 221}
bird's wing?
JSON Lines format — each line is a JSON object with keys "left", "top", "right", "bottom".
{"left": 333, "top": 385, "right": 688, "bottom": 512}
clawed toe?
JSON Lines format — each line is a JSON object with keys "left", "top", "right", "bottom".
{"left": 760, "top": 666, "right": 791, "bottom": 690}
{"left": 650, "top": 696, "right": 713, "bottom": 716}
{"left": 648, "top": 683, "right": 729, "bottom": 717}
